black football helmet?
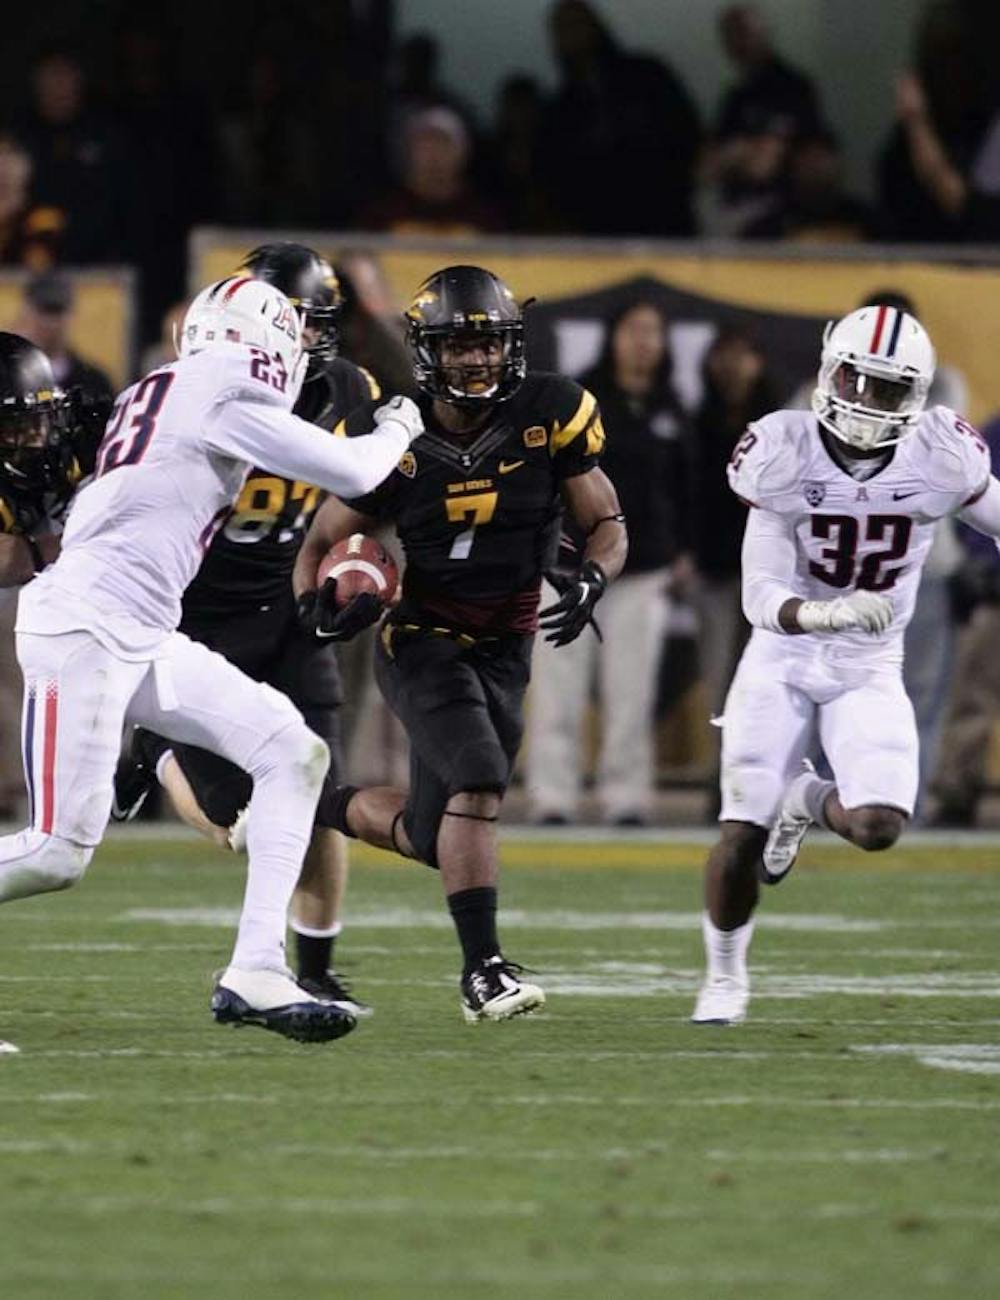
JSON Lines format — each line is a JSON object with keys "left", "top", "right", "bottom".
{"left": 240, "top": 242, "right": 343, "bottom": 362}
{"left": 405, "top": 265, "right": 526, "bottom": 407}
{"left": 0, "top": 332, "right": 70, "bottom": 493}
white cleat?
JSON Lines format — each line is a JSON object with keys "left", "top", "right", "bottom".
{"left": 691, "top": 976, "right": 749, "bottom": 1025}
{"left": 211, "top": 964, "right": 356, "bottom": 1043}
{"left": 761, "top": 759, "right": 817, "bottom": 884}
{"left": 226, "top": 807, "right": 249, "bottom": 854}
{"left": 0, "top": 1039, "right": 20, "bottom": 1055}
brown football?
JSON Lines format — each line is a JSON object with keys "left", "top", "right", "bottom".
{"left": 318, "top": 533, "right": 399, "bottom": 609}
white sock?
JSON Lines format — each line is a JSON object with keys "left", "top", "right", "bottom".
{"left": 290, "top": 919, "right": 343, "bottom": 940}
{"left": 801, "top": 774, "right": 837, "bottom": 827}
{"left": 702, "top": 912, "right": 754, "bottom": 984}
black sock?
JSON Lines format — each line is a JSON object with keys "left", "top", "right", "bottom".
{"left": 296, "top": 931, "right": 334, "bottom": 982}
{"left": 447, "top": 887, "right": 499, "bottom": 974}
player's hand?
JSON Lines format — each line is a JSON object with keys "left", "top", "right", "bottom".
{"left": 296, "top": 579, "right": 383, "bottom": 642}
{"left": 539, "top": 561, "right": 607, "bottom": 646}
{"left": 374, "top": 395, "right": 423, "bottom": 445}
{"left": 796, "top": 591, "right": 894, "bottom": 635}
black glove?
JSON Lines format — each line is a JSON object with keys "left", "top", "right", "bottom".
{"left": 296, "top": 579, "right": 383, "bottom": 643}
{"left": 64, "top": 388, "right": 113, "bottom": 476}
{"left": 539, "top": 560, "right": 607, "bottom": 646}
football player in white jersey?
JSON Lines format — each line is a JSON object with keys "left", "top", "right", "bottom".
{"left": 0, "top": 275, "right": 423, "bottom": 1043}
{"left": 693, "top": 303, "right": 1000, "bottom": 1025}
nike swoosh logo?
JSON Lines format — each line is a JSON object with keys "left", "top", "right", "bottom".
{"left": 892, "top": 491, "right": 919, "bottom": 500}
{"left": 498, "top": 460, "right": 525, "bottom": 474}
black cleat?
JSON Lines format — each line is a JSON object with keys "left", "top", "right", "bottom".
{"left": 298, "top": 969, "right": 373, "bottom": 1018}
{"left": 211, "top": 966, "right": 357, "bottom": 1043}
{"left": 110, "top": 727, "right": 168, "bottom": 822}
{"left": 461, "top": 955, "right": 545, "bottom": 1023}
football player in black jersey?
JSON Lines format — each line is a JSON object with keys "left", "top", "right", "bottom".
{"left": 113, "top": 243, "right": 381, "bottom": 1013}
{"left": 0, "top": 331, "right": 102, "bottom": 583}
{"left": 295, "top": 265, "right": 628, "bottom": 1021}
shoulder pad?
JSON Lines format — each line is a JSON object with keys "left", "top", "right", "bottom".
{"left": 727, "top": 409, "right": 809, "bottom": 507}
{"left": 913, "top": 405, "right": 991, "bottom": 497}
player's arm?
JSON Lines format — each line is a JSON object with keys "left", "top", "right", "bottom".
{"left": 206, "top": 394, "right": 421, "bottom": 499}
{"left": 956, "top": 475, "right": 1000, "bottom": 545}
{"left": 742, "top": 508, "right": 893, "bottom": 636}
{"left": 293, "top": 496, "right": 378, "bottom": 598}
{"left": 562, "top": 467, "right": 628, "bottom": 582}
{"left": 0, "top": 532, "right": 60, "bottom": 587}
{"left": 539, "top": 469, "right": 627, "bottom": 647}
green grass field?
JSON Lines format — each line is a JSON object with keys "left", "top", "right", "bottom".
{"left": 2, "top": 829, "right": 999, "bottom": 1299}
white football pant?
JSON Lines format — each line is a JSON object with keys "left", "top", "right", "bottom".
{"left": 0, "top": 628, "right": 328, "bottom": 970}
{"left": 719, "top": 633, "right": 919, "bottom": 827}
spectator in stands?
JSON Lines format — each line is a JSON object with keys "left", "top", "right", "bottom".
{"left": 892, "top": 72, "right": 1000, "bottom": 242}
{"left": 13, "top": 47, "right": 122, "bottom": 263}
{"left": 743, "top": 130, "right": 875, "bottom": 242}
{"left": 139, "top": 300, "right": 187, "bottom": 377}
{"left": 216, "top": 50, "right": 323, "bottom": 226}
{"left": 384, "top": 32, "right": 477, "bottom": 174}
{"left": 487, "top": 75, "right": 557, "bottom": 231}
{"left": 932, "top": 412, "right": 1000, "bottom": 826}
{"left": 687, "top": 326, "right": 776, "bottom": 810}
{"left": 699, "top": 4, "right": 823, "bottom": 236}
{"left": 0, "top": 132, "right": 64, "bottom": 269}
{"left": 362, "top": 106, "right": 501, "bottom": 235}
{"left": 539, "top": 0, "right": 700, "bottom": 236}
{"left": 15, "top": 271, "right": 113, "bottom": 410}
{"left": 527, "top": 300, "right": 690, "bottom": 826}
{"left": 112, "top": 20, "right": 213, "bottom": 343}
{"left": 878, "top": 3, "right": 994, "bottom": 241}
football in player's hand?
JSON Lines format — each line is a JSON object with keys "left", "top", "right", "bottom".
{"left": 318, "top": 534, "right": 399, "bottom": 609}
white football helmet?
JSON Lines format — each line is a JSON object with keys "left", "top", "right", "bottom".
{"left": 812, "top": 305, "right": 936, "bottom": 450}
{"left": 178, "top": 276, "right": 305, "bottom": 391}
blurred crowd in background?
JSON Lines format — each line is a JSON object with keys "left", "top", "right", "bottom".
{"left": 1, "top": 0, "right": 999, "bottom": 340}
{"left": 1, "top": 0, "right": 1000, "bottom": 827}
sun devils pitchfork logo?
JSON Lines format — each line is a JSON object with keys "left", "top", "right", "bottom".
{"left": 803, "top": 481, "right": 826, "bottom": 507}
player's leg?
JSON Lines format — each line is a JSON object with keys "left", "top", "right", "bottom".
{"left": 813, "top": 671, "right": 916, "bottom": 850}
{"left": 693, "top": 642, "right": 815, "bottom": 1024}
{"left": 0, "top": 631, "right": 145, "bottom": 903}
{"left": 271, "top": 632, "right": 362, "bottom": 1007}
{"left": 126, "top": 634, "right": 354, "bottom": 1043}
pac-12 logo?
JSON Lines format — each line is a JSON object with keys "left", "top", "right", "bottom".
{"left": 803, "top": 481, "right": 827, "bottom": 507}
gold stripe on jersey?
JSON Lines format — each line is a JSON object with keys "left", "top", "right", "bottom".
{"left": 585, "top": 414, "right": 606, "bottom": 456}
{"left": 0, "top": 499, "right": 14, "bottom": 534}
{"left": 333, "top": 417, "right": 347, "bottom": 437}
{"left": 359, "top": 367, "right": 381, "bottom": 401}
{"left": 550, "top": 390, "right": 597, "bottom": 455}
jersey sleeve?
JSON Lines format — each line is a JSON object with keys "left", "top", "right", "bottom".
{"left": 548, "top": 380, "right": 606, "bottom": 480}
{"left": 726, "top": 412, "right": 799, "bottom": 510}
{"left": 204, "top": 395, "right": 408, "bottom": 500}
{"left": 0, "top": 495, "right": 16, "bottom": 535}
{"left": 336, "top": 397, "right": 400, "bottom": 518}
{"left": 920, "top": 406, "right": 991, "bottom": 508}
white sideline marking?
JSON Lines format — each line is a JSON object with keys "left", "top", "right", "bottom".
{"left": 854, "top": 1043, "right": 1000, "bottom": 1075}
{"left": 542, "top": 965, "right": 1000, "bottom": 999}
{"left": 120, "top": 905, "right": 887, "bottom": 933}
{"left": 706, "top": 1147, "right": 937, "bottom": 1165}
{"left": 7, "top": 1091, "right": 1000, "bottom": 1114}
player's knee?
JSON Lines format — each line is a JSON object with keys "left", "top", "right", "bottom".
{"left": 32, "top": 836, "right": 93, "bottom": 892}
{"left": 447, "top": 740, "right": 508, "bottom": 799}
{"left": 848, "top": 806, "right": 905, "bottom": 852}
{"left": 717, "top": 820, "right": 769, "bottom": 874}
{"left": 447, "top": 790, "right": 501, "bottom": 819}
{"left": 263, "top": 720, "right": 330, "bottom": 794}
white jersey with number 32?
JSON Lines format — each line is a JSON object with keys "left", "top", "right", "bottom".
{"left": 728, "top": 405, "right": 989, "bottom": 656}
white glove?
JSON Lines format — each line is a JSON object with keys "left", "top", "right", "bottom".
{"left": 796, "top": 590, "right": 894, "bottom": 635}
{"left": 373, "top": 395, "right": 423, "bottom": 446}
